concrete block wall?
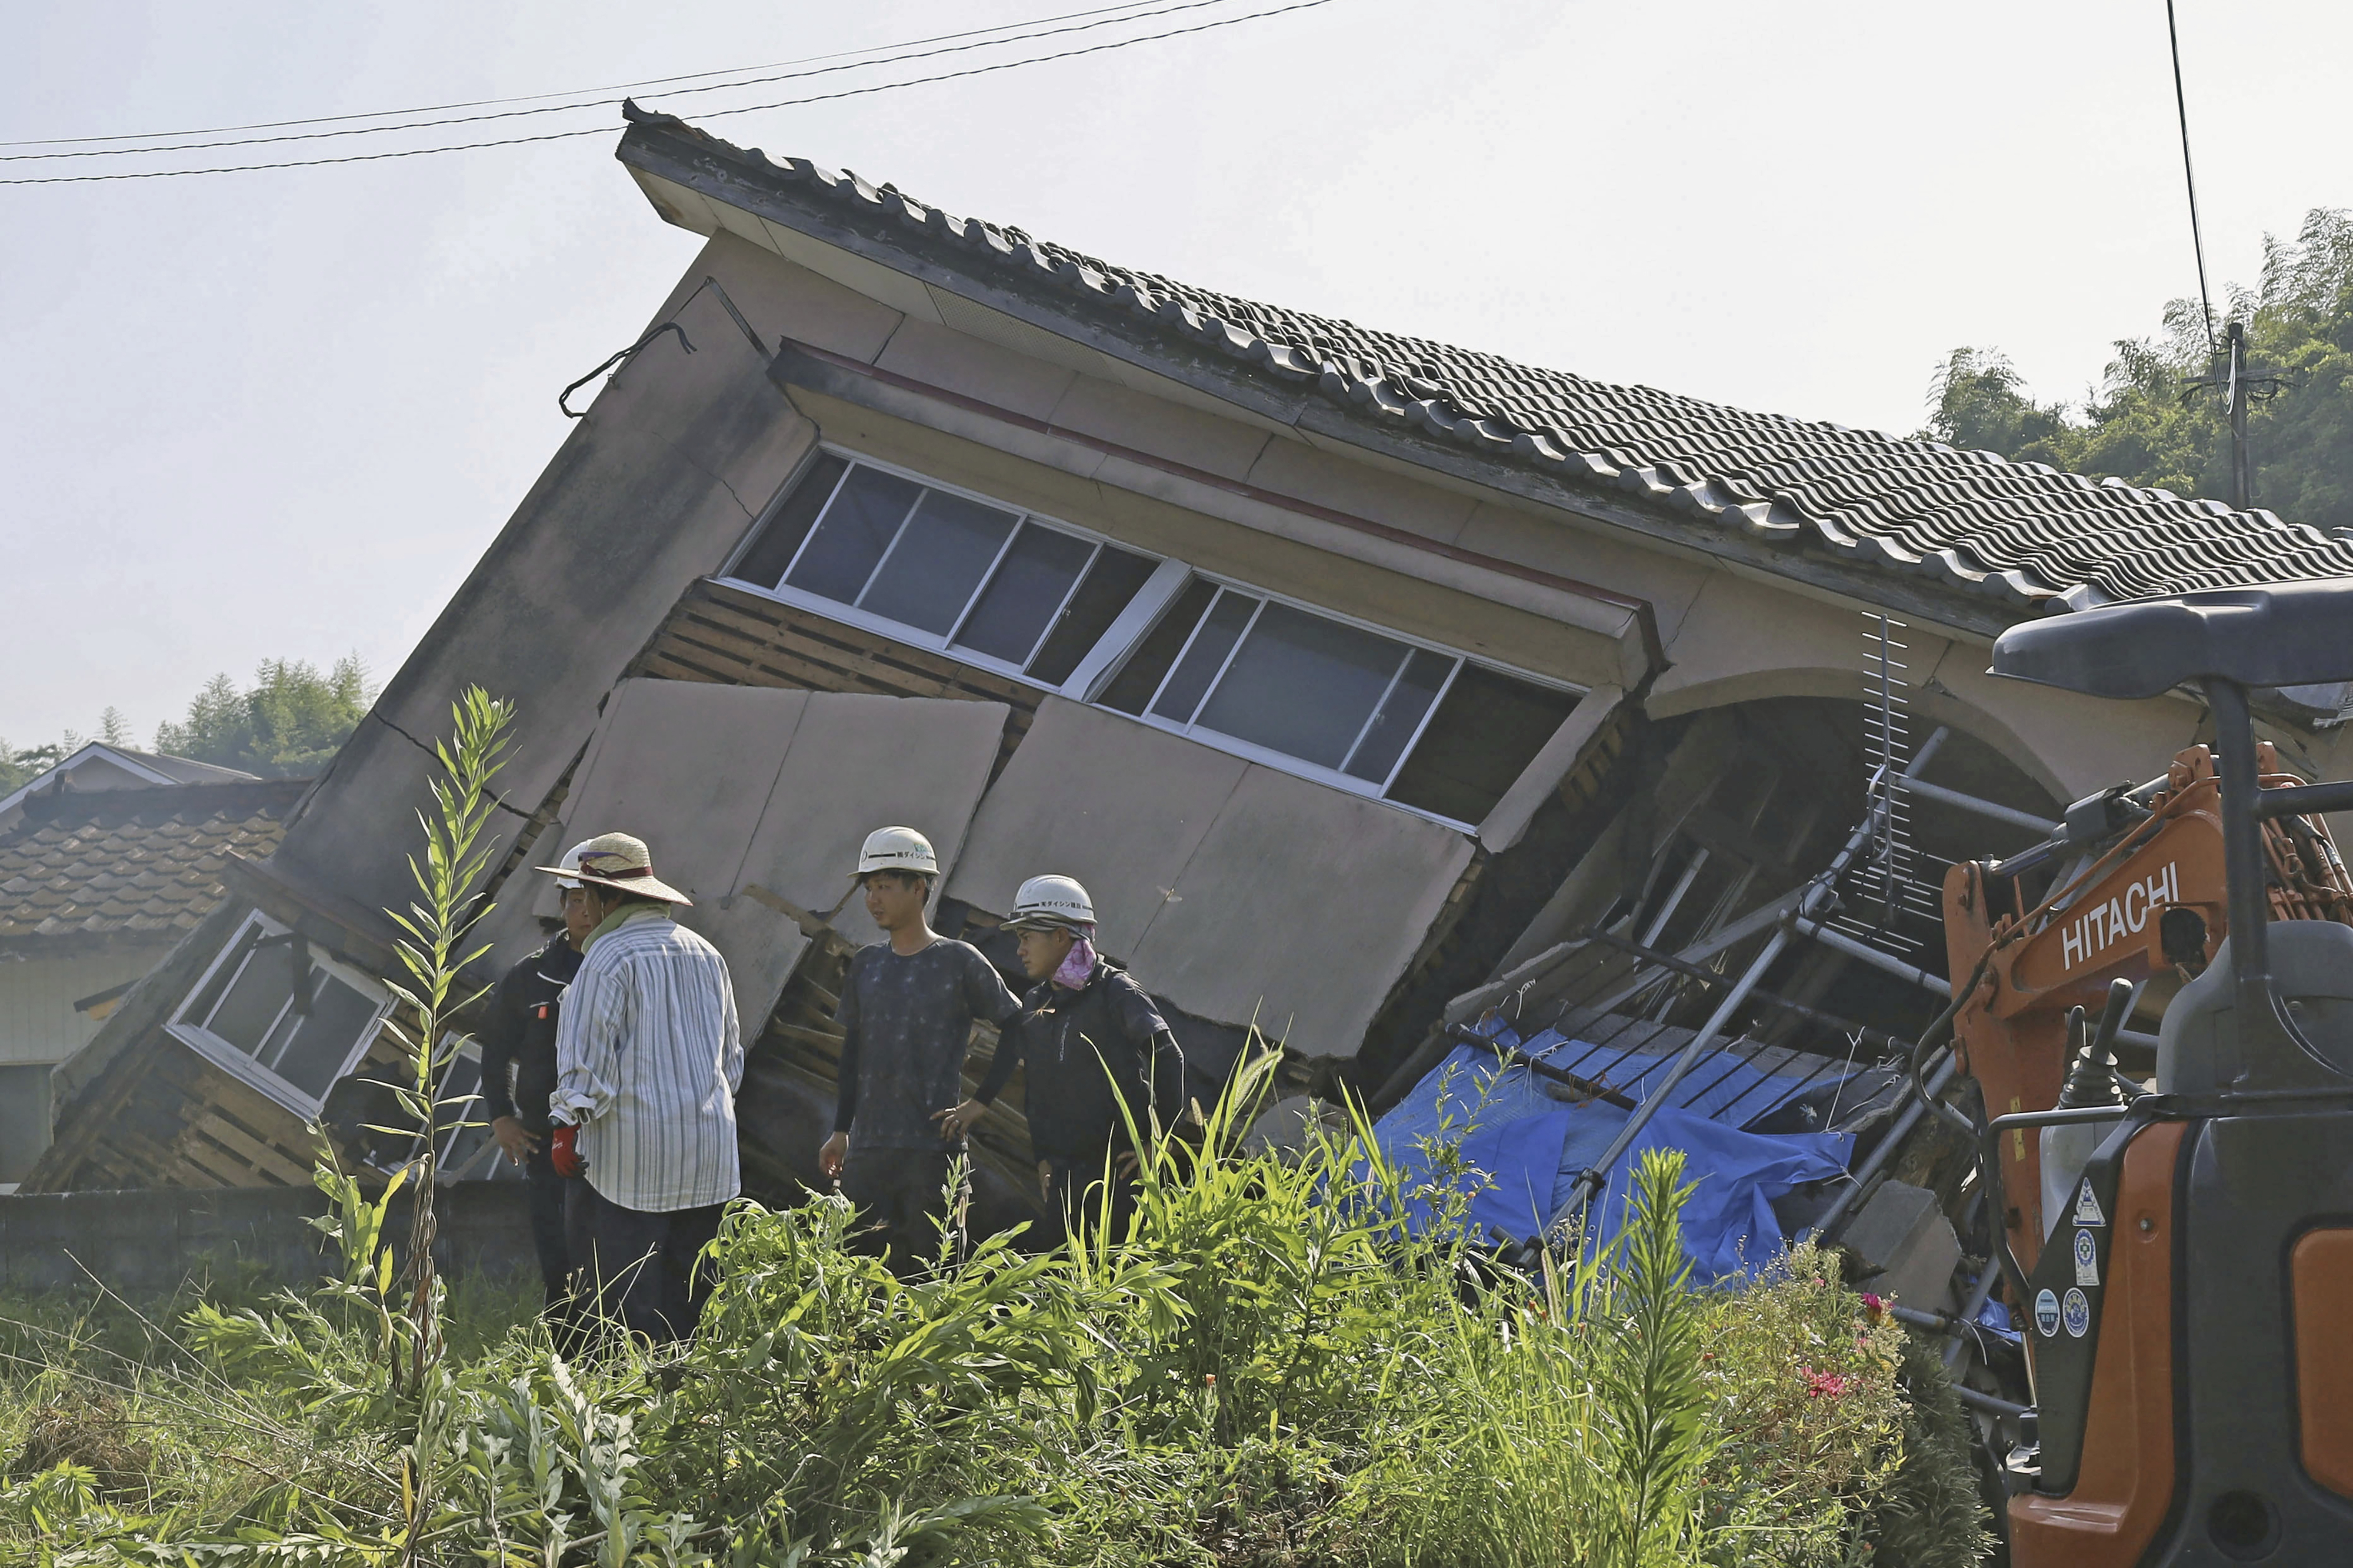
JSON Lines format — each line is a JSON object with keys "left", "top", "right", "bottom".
{"left": 0, "top": 1184, "right": 536, "bottom": 1295}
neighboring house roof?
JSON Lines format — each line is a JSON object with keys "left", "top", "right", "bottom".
{"left": 0, "top": 779, "right": 307, "bottom": 950}
{"left": 0, "top": 742, "right": 261, "bottom": 822}
{"left": 618, "top": 105, "right": 2353, "bottom": 617}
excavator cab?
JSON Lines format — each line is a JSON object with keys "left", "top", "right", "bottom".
{"left": 1983, "top": 581, "right": 2353, "bottom": 1565}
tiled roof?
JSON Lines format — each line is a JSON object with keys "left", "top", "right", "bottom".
{"left": 620, "top": 106, "right": 2353, "bottom": 615}
{"left": 0, "top": 780, "right": 306, "bottom": 945}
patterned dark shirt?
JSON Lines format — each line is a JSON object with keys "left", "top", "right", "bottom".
{"left": 832, "top": 939, "right": 1021, "bottom": 1150}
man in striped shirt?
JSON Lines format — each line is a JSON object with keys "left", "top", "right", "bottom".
{"left": 544, "top": 832, "right": 742, "bottom": 1343}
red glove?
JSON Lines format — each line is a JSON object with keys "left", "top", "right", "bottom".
{"left": 548, "top": 1123, "right": 585, "bottom": 1179}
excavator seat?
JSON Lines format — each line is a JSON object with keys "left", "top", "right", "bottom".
{"left": 2158, "top": 925, "right": 2353, "bottom": 1093}
{"left": 1991, "top": 579, "right": 2353, "bottom": 700}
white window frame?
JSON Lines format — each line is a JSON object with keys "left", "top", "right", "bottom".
{"left": 166, "top": 910, "right": 394, "bottom": 1117}
{"left": 721, "top": 447, "right": 1171, "bottom": 690}
{"left": 721, "top": 447, "right": 1585, "bottom": 832}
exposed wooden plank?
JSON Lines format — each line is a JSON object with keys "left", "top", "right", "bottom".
{"left": 192, "top": 1111, "right": 313, "bottom": 1186}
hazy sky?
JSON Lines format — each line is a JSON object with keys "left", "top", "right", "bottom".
{"left": 5, "top": 0, "right": 2347, "bottom": 748}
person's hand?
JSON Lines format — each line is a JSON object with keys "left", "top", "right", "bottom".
{"left": 491, "top": 1115, "right": 540, "bottom": 1166}
{"left": 548, "top": 1123, "right": 585, "bottom": 1179}
{"left": 819, "top": 1131, "right": 849, "bottom": 1182}
{"left": 932, "top": 1099, "right": 987, "bottom": 1141}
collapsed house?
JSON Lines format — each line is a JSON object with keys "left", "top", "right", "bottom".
{"left": 29, "top": 106, "right": 2353, "bottom": 1282}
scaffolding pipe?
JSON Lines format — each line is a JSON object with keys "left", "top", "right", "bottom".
{"left": 1794, "top": 918, "right": 1954, "bottom": 997}
{"left": 1802, "top": 1047, "right": 1957, "bottom": 1243}
{"left": 1902, "top": 776, "right": 2064, "bottom": 837}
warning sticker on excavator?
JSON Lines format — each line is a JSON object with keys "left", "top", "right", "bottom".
{"left": 2074, "top": 1179, "right": 2106, "bottom": 1227}
{"left": 2073, "top": 1227, "right": 2099, "bottom": 1286}
{"left": 2035, "top": 1289, "right": 2061, "bottom": 1337}
{"left": 2062, "top": 1287, "right": 2091, "bottom": 1338}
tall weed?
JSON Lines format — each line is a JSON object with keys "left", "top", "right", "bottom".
{"left": 2, "top": 1026, "right": 1986, "bottom": 1566}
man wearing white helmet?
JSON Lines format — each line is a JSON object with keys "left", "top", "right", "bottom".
{"left": 476, "top": 838, "right": 598, "bottom": 1315}
{"left": 820, "top": 825, "right": 1022, "bottom": 1270}
{"left": 938, "top": 874, "right": 1187, "bottom": 1246}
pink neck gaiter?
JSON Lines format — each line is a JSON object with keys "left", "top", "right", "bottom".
{"left": 1054, "top": 934, "right": 1098, "bottom": 989}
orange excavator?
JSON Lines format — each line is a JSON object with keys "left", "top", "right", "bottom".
{"left": 1931, "top": 581, "right": 2353, "bottom": 1566}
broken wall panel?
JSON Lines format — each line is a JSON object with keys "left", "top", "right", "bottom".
{"left": 945, "top": 698, "right": 1247, "bottom": 960}
{"left": 488, "top": 679, "right": 1008, "bottom": 1031}
{"left": 945, "top": 696, "right": 1474, "bottom": 1057}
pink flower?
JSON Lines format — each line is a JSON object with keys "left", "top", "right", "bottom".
{"left": 1800, "top": 1366, "right": 1852, "bottom": 1399}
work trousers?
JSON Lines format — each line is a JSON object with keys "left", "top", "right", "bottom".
{"left": 842, "top": 1146, "right": 966, "bottom": 1273}
{"left": 1041, "top": 1154, "right": 1140, "bottom": 1250}
{"left": 522, "top": 1150, "right": 572, "bottom": 1307}
{"left": 564, "top": 1182, "right": 724, "bottom": 1345}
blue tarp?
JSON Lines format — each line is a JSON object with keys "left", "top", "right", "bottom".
{"left": 1368, "top": 1029, "right": 1854, "bottom": 1283}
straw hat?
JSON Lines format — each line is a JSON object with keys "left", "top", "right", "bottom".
{"left": 536, "top": 832, "right": 692, "bottom": 905}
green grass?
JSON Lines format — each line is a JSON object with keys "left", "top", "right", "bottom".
{"left": 0, "top": 1076, "right": 1988, "bottom": 1567}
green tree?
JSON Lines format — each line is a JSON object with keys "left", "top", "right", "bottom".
{"left": 1925, "top": 206, "right": 2353, "bottom": 530}
{"left": 152, "top": 655, "right": 375, "bottom": 778}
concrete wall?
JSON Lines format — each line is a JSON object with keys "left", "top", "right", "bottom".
{"left": 0, "top": 1183, "right": 536, "bottom": 1293}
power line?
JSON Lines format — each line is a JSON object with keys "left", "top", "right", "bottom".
{"left": 2164, "top": 0, "right": 2218, "bottom": 355}
{"left": 2, "top": 0, "right": 1239, "bottom": 164}
{"left": 0, "top": 1, "right": 1171, "bottom": 149}
{"left": 0, "top": 0, "right": 1337, "bottom": 188}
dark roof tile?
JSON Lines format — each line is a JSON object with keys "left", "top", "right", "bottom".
{"left": 618, "top": 108, "right": 2353, "bottom": 612}
{"left": 0, "top": 780, "right": 307, "bottom": 943}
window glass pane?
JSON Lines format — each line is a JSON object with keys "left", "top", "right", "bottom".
{"left": 1385, "top": 664, "right": 1582, "bottom": 824}
{"left": 1028, "top": 545, "right": 1157, "bottom": 685}
{"left": 1195, "top": 603, "right": 1408, "bottom": 769}
{"left": 1100, "top": 578, "right": 1217, "bottom": 714}
{"left": 953, "top": 523, "right": 1095, "bottom": 664}
{"left": 1347, "top": 648, "right": 1455, "bottom": 785}
{"left": 731, "top": 452, "right": 848, "bottom": 591}
{"left": 784, "top": 466, "right": 921, "bottom": 603}
{"left": 858, "top": 489, "right": 1020, "bottom": 633}
{"left": 206, "top": 944, "right": 297, "bottom": 1057}
{"left": 1151, "top": 591, "right": 1257, "bottom": 724}
{"left": 183, "top": 923, "right": 264, "bottom": 1027}
{"left": 271, "top": 972, "right": 382, "bottom": 1101}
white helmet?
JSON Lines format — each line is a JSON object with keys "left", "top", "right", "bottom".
{"left": 1005, "top": 874, "right": 1095, "bottom": 932}
{"left": 853, "top": 825, "right": 938, "bottom": 879}
{"left": 551, "top": 838, "right": 595, "bottom": 890}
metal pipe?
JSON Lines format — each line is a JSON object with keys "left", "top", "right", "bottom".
{"left": 1567, "top": 730, "right": 1956, "bottom": 1221}
{"left": 1804, "top": 1047, "right": 1957, "bottom": 1243}
{"left": 1793, "top": 918, "right": 1954, "bottom": 997}
{"left": 1902, "top": 776, "right": 2062, "bottom": 838}
{"left": 2257, "top": 778, "right": 2353, "bottom": 819}
{"left": 1565, "top": 926, "right": 1792, "bottom": 1212}
{"left": 1951, "top": 1384, "right": 2034, "bottom": 1420}
{"left": 1944, "top": 1257, "right": 2004, "bottom": 1369}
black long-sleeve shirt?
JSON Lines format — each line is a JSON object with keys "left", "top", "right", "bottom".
{"left": 975, "top": 959, "right": 1184, "bottom": 1166}
{"left": 832, "top": 938, "right": 1021, "bottom": 1149}
{"left": 476, "top": 936, "right": 582, "bottom": 1132}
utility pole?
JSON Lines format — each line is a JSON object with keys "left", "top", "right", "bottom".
{"left": 2225, "top": 320, "right": 2251, "bottom": 511}
{"left": 2185, "top": 320, "right": 2283, "bottom": 513}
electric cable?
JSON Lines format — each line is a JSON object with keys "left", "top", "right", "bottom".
{"left": 0, "top": 1, "right": 1171, "bottom": 149}
{"left": 1, "top": 0, "right": 1241, "bottom": 163}
{"left": 2164, "top": 0, "right": 2218, "bottom": 355}
{"left": 1, "top": 0, "right": 1335, "bottom": 186}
